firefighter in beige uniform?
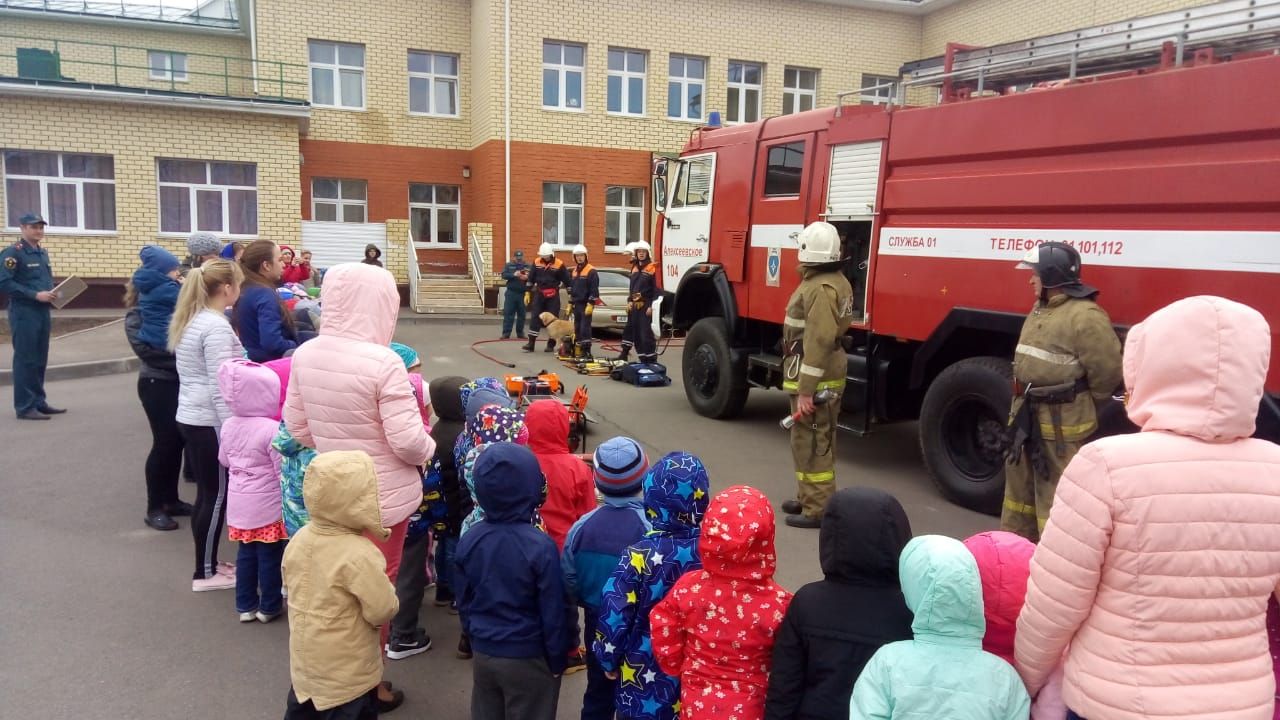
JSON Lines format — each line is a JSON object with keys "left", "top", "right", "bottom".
{"left": 780, "top": 222, "right": 855, "bottom": 529}
{"left": 1002, "top": 241, "right": 1122, "bottom": 542}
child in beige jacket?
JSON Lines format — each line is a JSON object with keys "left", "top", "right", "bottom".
{"left": 282, "top": 450, "right": 400, "bottom": 719}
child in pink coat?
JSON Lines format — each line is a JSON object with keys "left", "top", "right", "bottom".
{"left": 218, "top": 358, "right": 287, "bottom": 624}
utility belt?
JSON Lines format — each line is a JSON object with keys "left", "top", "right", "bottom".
{"left": 627, "top": 293, "right": 650, "bottom": 311}
{"left": 1004, "top": 377, "right": 1090, "bottom": 477}
{"left": 536, "top": 287, "right": 559, "bottom": 298}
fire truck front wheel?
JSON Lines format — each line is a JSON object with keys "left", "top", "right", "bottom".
{"left": 682, "top": 317, "right": 749, "bottom": 419}
{"left": 918, "top": 356, "right": 1012, "bottom": 516}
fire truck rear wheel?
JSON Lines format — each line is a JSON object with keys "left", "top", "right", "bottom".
{"left": 918, "top": 356, "right": 1012, "bottom": 516}
{"left": 682, "top": 317, "right": 749, "bottom": 419}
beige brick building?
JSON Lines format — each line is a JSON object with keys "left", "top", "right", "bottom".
{"left": 0, "top": 0, "right": 1216, "bottom": 301}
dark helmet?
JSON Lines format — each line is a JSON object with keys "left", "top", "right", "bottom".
{"left": 1017, "top": 241, "right": 1097, "bottom": 298}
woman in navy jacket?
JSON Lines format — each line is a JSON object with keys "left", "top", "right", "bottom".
{"left": 234, "top": 240, "right": 298, "bottom": 362}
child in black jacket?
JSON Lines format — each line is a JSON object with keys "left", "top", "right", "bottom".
{"left": 764, "top": 487, "right": 914, "bottom": 720}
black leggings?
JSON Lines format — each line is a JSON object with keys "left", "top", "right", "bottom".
{"left": 178, "top": 423, "right": 226, "bottom": 580}
{"left": 138, "top": 377, "right": 184, "bottom": 513}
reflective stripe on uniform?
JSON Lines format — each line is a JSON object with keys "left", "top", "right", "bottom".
{"left": 783, "top": 316, "right": 805, "bottom": 328}
{"left": 800, "top": 363, "right": 825, "bottom": 377}
{"left": 795, "top": 470, "right": 835, "bottom": 484}
{"left": 1039, "top": 420, "right": 1097, "bottom": 437}
{"left": 1003, "top": 498, "right": 1036, "bottom": 516}
{"left": 1015, "top": 344, "right": 1080, "bottom": 366}
{"left": 783, "top": 378, "right": 846, "bottom": 392}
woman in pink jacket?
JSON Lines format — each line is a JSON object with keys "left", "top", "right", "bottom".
{"left": 283, "top": 263, "right": 435, "bottom": 708}
{"left": 1016, "top": 295, "right": 1280, "bottom": 720}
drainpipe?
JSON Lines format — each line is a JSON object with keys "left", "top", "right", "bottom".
{"left": 504, "top": 0, "right": 511, "bottom": 266}
{"left": 246, "top": 0, "right": 259, "bottom": 95}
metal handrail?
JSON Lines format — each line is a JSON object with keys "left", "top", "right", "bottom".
{"left": 468, "top": 233, "right": 485, "bottom": 300}
{"left": 0, "top": 34, "right": 308, "bottom": 101}
{"left": 408, "top": 227, "right": 422, "bottom": 313}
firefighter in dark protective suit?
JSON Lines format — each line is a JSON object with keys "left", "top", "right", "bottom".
{"left": 0, "top": 213, "right": 66, "bottom": 420}
{"left": 615, "top": 240, "right": 659, "bottom": 364}
{"left": 523, "top": 242, "right": 570, "bottom": 353}
{"left": 780, "top": 222, "right": 855, "bottom": 529}
{"left": 566, "top": 244, "right": 600, "bottom": 359}
{"left": 1002, "top": 241, "right": 1122, "bottom": 542}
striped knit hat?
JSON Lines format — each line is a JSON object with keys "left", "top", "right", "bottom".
{"left": 593, "top": 436, "right": 649, "bottom": 497}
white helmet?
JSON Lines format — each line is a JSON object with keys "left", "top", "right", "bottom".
{"left": 631, "top": 240, "right": 652, "bottom": 255}
{"left": 796, "top": 221, "right": 841, "bottom": 264}
{"left": 571, "top": 244, "right": 588, "bottom": 256}
{"left": 623, "top": 241, "right": 636, "bottom": 253}
{"left": 537, "top": 242, "right": 554, "bottom": 257}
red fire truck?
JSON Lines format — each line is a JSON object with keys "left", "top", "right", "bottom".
{"left": 651, "top": 0, "right": 1280, "bottom": 513}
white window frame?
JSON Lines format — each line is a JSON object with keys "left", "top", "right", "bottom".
{"left": 605, "top": 186, "right": 644, "bottom": 252}
{"left": 311, "top": 178, "right": 367, "bottom": 223}
{"left": 859, "top": 74, "right": 898, "bottom": 105}
{"left": 542, "top": 40, "right": 585, "bottom": 112}
{"left": 2, "top": 151, "right": 116, "bottom": 234}
{"left": 407, "top": 50, "right": 460, "bottom": 118}
{"left": 408, "top": 183, "right": 462, "bottom": 249}
{"left": 726, "top": 60, "right": 763, "bottom": 124}
{"left": 308, "top": 40, "right": 366, "bottom": 110}
{"left": 156, "top": 159, "right": 258, "bottom": 238}
{"left": 147, "top": 50, "right": 188, "bottom": 82}
{"left": 541, "top": 182, "right": 584, "bottom": 248}
{"left": 667, "top": 54, "right": 705, "bottom": 122}
{"left": 782, "top": 67, "right": 817, "bottom": 115}
{"left": 607, "top": 48, "right": 646, "bottom": 117}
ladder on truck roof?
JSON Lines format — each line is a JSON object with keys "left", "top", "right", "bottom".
{"left": 895, "top": 0, "right": 1280, "bottom": 102}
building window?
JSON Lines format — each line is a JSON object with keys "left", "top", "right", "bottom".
{"left": 3, "top": 150, "right": 116, "bottom": 232}
{"left": 312, "top": 178, "right": 367, "bottom": 223}
{"left": 409, "top": 184, "right": 461, "bottom": 246}
{"left": 148, "top": 50, "right": 188, "bottom": 82}
{"left": 764, "top": 142, "right": 805, "bottom": 197}
{"left": 860, "top": 74, "right": 898, "bottom": 105}
{"left": 783, "top": 67, "right": 817, "bottom": 115}
{"left": 605, "top": 186, "right": 644, "bottom": 250}
{"left": 607, "top": 48, "right": 646, "bottom": 116}
{"left": 667, "top": 54, "right": 704, "bottom": 121}
{"left": 726, "top": 61, "right": 763, "bottom": 124}
{"left": 408, "top": 51, "right": 459, "bottom": 117}
{"left": 541, "top": 182, "right": 583, "bottom": 247}
{"left": 542, "top": 41, "right": 585, "bottom": 111}
{"left": 157, "top": 159, "right": 257, "bottom": 237}
{"left": 309, "top": 40, "right": 365, "bottom": 109}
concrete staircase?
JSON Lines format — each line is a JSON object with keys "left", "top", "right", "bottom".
{"left": 413, "top": 273, "right": 485, "bottom": 315}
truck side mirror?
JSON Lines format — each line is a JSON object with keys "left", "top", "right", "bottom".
{"left": 652, "top": 174, "right": 668, "bottom": 213}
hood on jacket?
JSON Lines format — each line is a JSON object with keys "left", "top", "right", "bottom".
{"left": 140, "top": 245, "right": 180, "bottom": 275}
{"left": 963, "top": 531, "right": 1034, "bottom": 664}
{"left": 317, "top": 263, "right": 399, "bottom": 345}
{"left": 264, "top": 357, "right": 292, "bottom": 420}
{"left": 217, "top": 358, "right": 281, "bottom": 419}
{"left": 472, "top": 442, "right": 544, "bottom": 524}
{"left": 467, "top": 406, "right": 529, "bottom": 449}
{"left": 364, "top": 243, "right": 382, "bottom": 259}
{"left": 643, "top": 451, "right": 710, "bottom": 535}
{"left": 430, "top": 376, "right": 468, "bottom": 421}
{"left": 131, "top": 266, "right": 175, "bottom": 294}
{"left": 899, "top": 535, "right": 985, "bottom": 644}
{"left": 303, "top": 450, "right": 388, "bottom": 539}
{"left": 526, "top": 399, "right": 569, "bottom": 454}
{"left": 700, "top": 485, "right": 776, "bottom": 581}
{"left": 1123, "top": 295, "right": 1271, "bottom": 442}
{"left": 279, "top": 244, "right": 295, "bottom": 259}
{"left": 820, "top": 487, "right": 912, "bottom": 585}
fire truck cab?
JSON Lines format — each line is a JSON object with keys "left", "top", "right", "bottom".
{"left": 652, "top": 0, "right": 1280, "bottom": 513}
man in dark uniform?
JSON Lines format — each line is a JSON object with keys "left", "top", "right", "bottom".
{"left": 566, "top": 244, "right": 600, "bottom": 359}
{"left": 499, "top": 249, "right": 530, "bottom": 340}
{"left": 0, "top": 213, "right": 64, "bottom": 420}
{"left": 615, "top": 241, "right": 660, "bottom": 364}
{"left": 523, "top": 242, "right": 570, "bottom": 353}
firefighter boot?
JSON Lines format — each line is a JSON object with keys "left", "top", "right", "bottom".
{"left": 580, "top": 342, "right": 592, "bottom": 360}
{"left": 614, "top": 343, "right": 632, "bottom": 362}
{"left": 522, "top": 334, "right": 537, "bottom": 353}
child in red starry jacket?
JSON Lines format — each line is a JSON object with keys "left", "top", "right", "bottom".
{"left": 650, "top": 485, "right": 793, "bottom": 720}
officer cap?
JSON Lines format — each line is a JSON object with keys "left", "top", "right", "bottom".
{"left": 18, "top": 213, "right": 46, "bottom": 226}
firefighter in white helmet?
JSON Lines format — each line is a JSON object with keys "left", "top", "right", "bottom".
{"left": 1001, "top": 241, "right": 1122, "bottom": 541}
{"left": 780, "top": 221, "right": 855, "bottom": 528}
{"left": 615, "top": 240, "right": 660, "bottom": 364}
{"left": 567, "top": 243, "right": 600, "bottom": 358}
{"left": 523, "top": 242, "right": 571, "bottom": 353}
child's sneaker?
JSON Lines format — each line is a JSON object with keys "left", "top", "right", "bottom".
{"left": 255, "top": 609, "right": 283, "bottom": 624}
{"left": 456, "top": 634, "right": 472, "bottom": 660}
{"left": 386, "top": 628, "right": 433, "bottom": 660}
{"left": 192, "top": 574, "right": 236, "bottom": 592}
{"left": 215, "top": 561, "right": 235, "bottom": 577}
{"left": 238, "top": 611, "right": 257, "bottom": 623}
{"left": 564, "top": 647, "right": 588, "bottom": 675}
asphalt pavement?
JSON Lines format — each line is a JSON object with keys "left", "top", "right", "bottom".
{"left": 0, "top": 320, "right": 994, "bottom": 720}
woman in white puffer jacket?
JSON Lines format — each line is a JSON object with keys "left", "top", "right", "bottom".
{"left": 170, "top": 259, "right": 244, "bottom": 593}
